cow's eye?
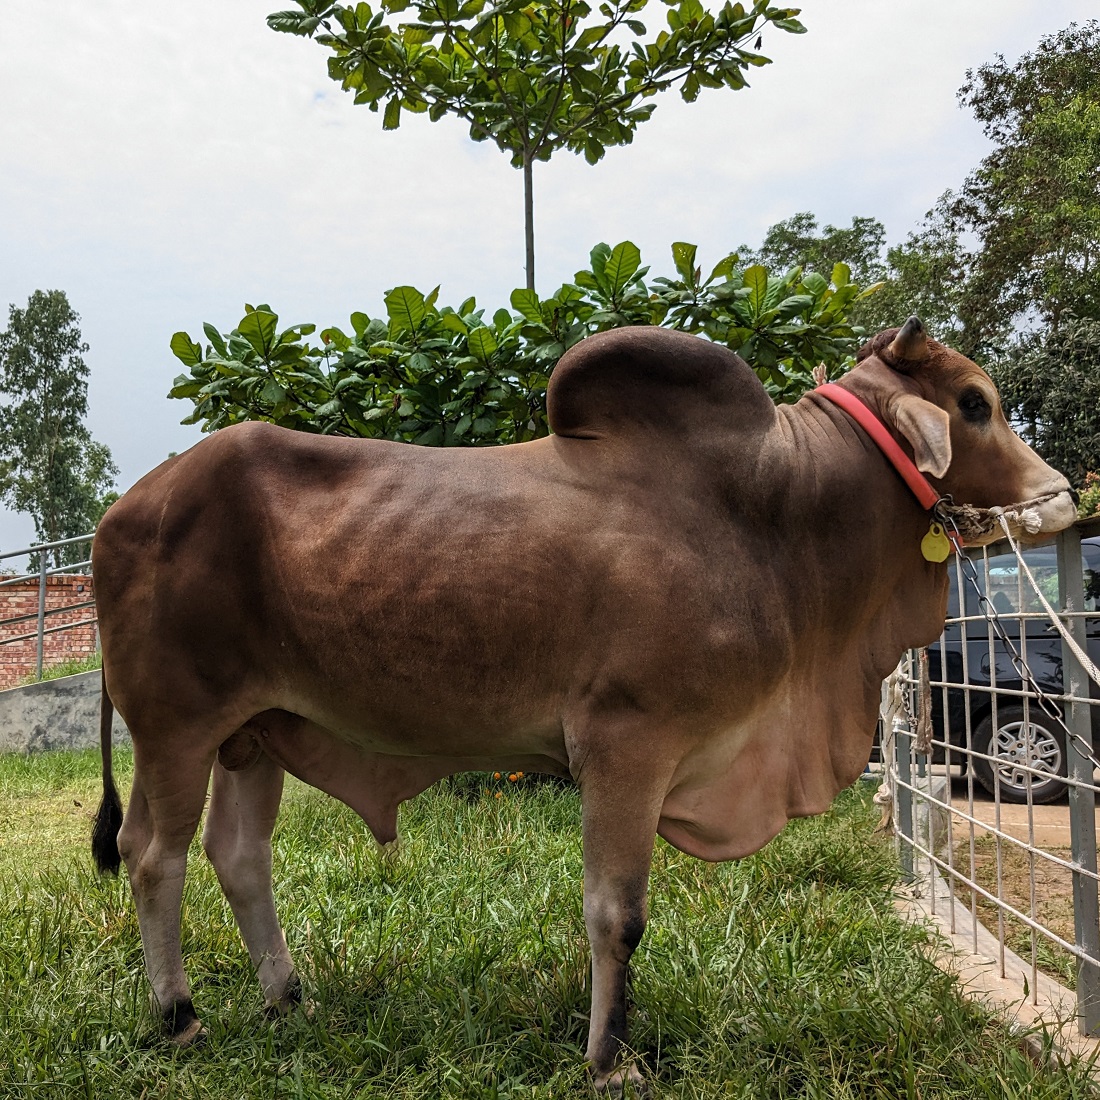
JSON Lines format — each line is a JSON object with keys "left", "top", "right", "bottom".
{"left": 958, "top": 390, "right": 991, "bottom": 423}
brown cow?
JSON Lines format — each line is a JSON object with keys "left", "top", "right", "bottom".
{"left": 92, "top": 318, "right": 1075, "bottom": 1094}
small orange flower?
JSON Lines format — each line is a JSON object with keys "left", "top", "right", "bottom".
{"left": 493, "top": 772, "right": 501, "bottom": 780}
{"left": 517, "top": 771, "right": 524, "bottom": 778}
{"left": 495, "top": 791, "right": 503, "bottom": 799}
{"left": 508, "top": 773, "right": 518, "bottom": 782}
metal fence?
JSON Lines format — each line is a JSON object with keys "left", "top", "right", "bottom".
{"left": 889, "top": 516, "right": 1100, "bottom": 1036}
{"left": 0, "top": 532, "right": 97, "bottom": 682}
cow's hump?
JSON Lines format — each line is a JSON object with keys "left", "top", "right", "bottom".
{"left": 546, "top": 328, "right": 775, "bottom": 441}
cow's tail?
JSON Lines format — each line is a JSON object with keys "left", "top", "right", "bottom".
{"left": 91, "top": 668, "right": 123, "bottom": 876}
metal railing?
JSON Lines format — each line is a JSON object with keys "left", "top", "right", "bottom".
{"left": 0, "top": 532, "right": 97, "bottom": 682}
{"left": 889, "top": 516, "right": 1100, "bottom": 1035}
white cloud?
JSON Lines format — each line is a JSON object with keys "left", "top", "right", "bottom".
{"left": 0, "top": 0, "right": 1094, "bottom": 549}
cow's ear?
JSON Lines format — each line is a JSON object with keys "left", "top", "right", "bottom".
{"left": 884, "top": 316, "right": 930, "bottom": 372}
{"left": 891, "top": 393, "right": 952, "bottom": 478}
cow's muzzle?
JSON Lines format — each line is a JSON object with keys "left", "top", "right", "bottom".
{"left": 944, "top": 489, "right": 1077, "bottom": 547}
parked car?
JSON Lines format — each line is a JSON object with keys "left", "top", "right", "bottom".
{"left": 927, "top": 536, "right": 1100, "bottom": 803}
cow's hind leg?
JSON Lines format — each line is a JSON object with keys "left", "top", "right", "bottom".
{"left": 117, "top": 741, "right": 214, "bottom": 1044}
{"left": 202, "top": 749, "right": 298, "bottom": 1013}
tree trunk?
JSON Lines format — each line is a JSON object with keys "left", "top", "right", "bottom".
{"left": 524, "top": 152, "right": 535, "bottom": 292}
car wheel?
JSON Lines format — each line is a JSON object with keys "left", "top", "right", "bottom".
{"left": 972, "top": 705, "right": 1067, "bottom": 804}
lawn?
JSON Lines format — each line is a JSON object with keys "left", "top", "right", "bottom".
{"left": 0, "top": 750, "right": 1096, "bottom": 1099}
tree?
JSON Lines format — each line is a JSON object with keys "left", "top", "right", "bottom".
{"left": 268, "top": 0, "right": 806, "bottom": 289}
{"left": 733, "top": 208, "right": 976, "bottom": 349}
{"left": 949, "top": 20, "right": 1100, "bottom": 350}
{"left": 991, "top": 315, "right": 1100, "bottom": 487}
{"left": 850, "top": 198, "right": 970, "bottom": 351}
{"left": 738, "top": 212, "right": 887, "bottom": 290}
{"left": 0, "top": 291, "right": 118, "bottom": 564}
{"left": 168, "top": 239, "right": 879, "bottom": 443}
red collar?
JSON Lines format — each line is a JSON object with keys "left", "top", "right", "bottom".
{"left": 814, "top": 382, "right": 942, "bottom": 511}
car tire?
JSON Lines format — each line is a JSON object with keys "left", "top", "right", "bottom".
{"left": 972, "top": 705, "right": 1067, "bottom": 804}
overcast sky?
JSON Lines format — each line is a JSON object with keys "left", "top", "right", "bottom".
{"left": 0, "top": 0, "right": 1094, "bottom": 551}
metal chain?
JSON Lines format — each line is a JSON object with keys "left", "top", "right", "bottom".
{"left": 937, "top": 509, "right": 1100, "bottom": 774}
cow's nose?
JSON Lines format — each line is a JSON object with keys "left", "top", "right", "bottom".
{"left": 1070, "top": 487, "right": 1081, "bottom": 507}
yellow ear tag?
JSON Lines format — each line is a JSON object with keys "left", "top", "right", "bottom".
{"left": 921, "top": 521, "right": 951, "bottom": 562}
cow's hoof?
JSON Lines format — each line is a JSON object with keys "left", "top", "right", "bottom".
{"left": 264, "top": 973, "right": 306, "bottom": 1019}
{"left": 264, "top": 996, "right": 314, "bottom": 1021}
{"left": 593, "top": 1065, "right": 648, "bottom": 1098}
{"left": 162, "top": 999, "right": 205, "bottom": 1048}
{"left": 170, "top": 1019, "right": 206, "bottom": 1047}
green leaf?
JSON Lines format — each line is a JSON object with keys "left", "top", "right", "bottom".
{"left": 321, "top": 327, "right": 352, "bottom": 351}
{"left": 671, "top": 241, "right": 697, "bottom": 283}
{"left": 383, "top": 97, "right": 401, "bottom": 130}
{"left": 708, "top": 253, "right": 738, "bottom": 282}
{"left": 831, "top": 262, "right": 852, "bottom": 288}
{"left": 168, "top": 379, "right": 205, "bottom": 399}
{"left": 467, "top": 326, "right": 498, "bottom": 362}
{"left": 237, "top": 310, "right": 279, "bottom": 356}
{"left": 202, "top": 323, "right": 228, "bottom": 358}
{"left": 510, "top": 288, "right": 542, "bottom": 323}
{"left": 801, "top": 272, "right": 829, "bottom": 297}
{"left": 743, "top": 265, "right": 768, "bottom": 320}
{"left": 415, "top": 423, "right": 444, "bottom": 445}
{"left": 169, "top": 332, "right": 203, "bottom": 366}
{"left": 260, "top": 379, "right": 288, "bottom": 404}
{"left": 267, "top": 11, "right": 313, "bottom": 34}
{"left": 350, "top": 311, "right": 371, "bottom": 336}
{"left": 385, "top": 286, "right": 427, "bottom": 332}
{"left": 606, "top": 241, "right": 639, "bottom": 291}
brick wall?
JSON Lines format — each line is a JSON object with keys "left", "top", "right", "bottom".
{"left": 0, "top": 574, "right": 98, "bottom": 690}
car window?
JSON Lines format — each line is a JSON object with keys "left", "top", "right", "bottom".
{"left": 947, "top": 539, "right": 1100, "bottom": 619}
{"left": 979, "top": 549, "right": 1059, "bottom": 616}
{"left": 1083, "top": 543, "right": 1100, "bottom": 611}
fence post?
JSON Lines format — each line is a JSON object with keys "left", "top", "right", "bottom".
{"left": 35, "top": 549, "right": 47, "bottom": 682}
{"left": 1056, "top": 525, "right": 1100, "bottom": 1035}
{"left": 896, "top": 715, "right": 915, "bottom": 882}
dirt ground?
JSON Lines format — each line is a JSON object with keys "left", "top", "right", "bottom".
{"left": 950, "top": 833, "right": 1079, "bottom": 989}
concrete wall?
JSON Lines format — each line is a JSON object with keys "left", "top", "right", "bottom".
{"left": 0, "top": 669, "right": 130, "bottom": 753}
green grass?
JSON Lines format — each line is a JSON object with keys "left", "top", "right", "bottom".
{"left": 17, "top": 652, "right": 102, "bottom": 686}
{"left": 0, "top": 751, "right": 1096, "bottom": 1099}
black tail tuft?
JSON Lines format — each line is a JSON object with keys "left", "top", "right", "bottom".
{"left": 92, "top": 778, "right": 123, "bottom": 876}
{"left": 91, "top": 668, "right": 123, "bottom": 876}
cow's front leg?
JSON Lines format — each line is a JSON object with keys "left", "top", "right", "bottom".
{"left": 579, "top": 768, "right": 666, "bottom": 1097}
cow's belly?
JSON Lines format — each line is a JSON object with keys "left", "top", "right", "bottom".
{"left": 272, "top": 676, "right": 572, "bottom": 762}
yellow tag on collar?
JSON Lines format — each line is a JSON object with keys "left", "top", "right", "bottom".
{"left": 921, "top": 521, "right": 951, "bottom": 562}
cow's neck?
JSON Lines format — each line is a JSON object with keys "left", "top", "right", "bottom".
{"left": 773, "top": 394, "right": 948, "bottom": 758}
{"left": 770, "top": 391, "right": 950, "bottom": 653}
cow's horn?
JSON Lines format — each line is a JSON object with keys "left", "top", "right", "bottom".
{"left": 886, "top": 316, "right": 928, "bottom": 367}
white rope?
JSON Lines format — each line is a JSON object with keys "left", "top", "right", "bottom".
{"left": 874, "top": 663, "right": 906, "bottom": 833}
{"left": 992, "top": 510, "right": 1100, "bottom": 690}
